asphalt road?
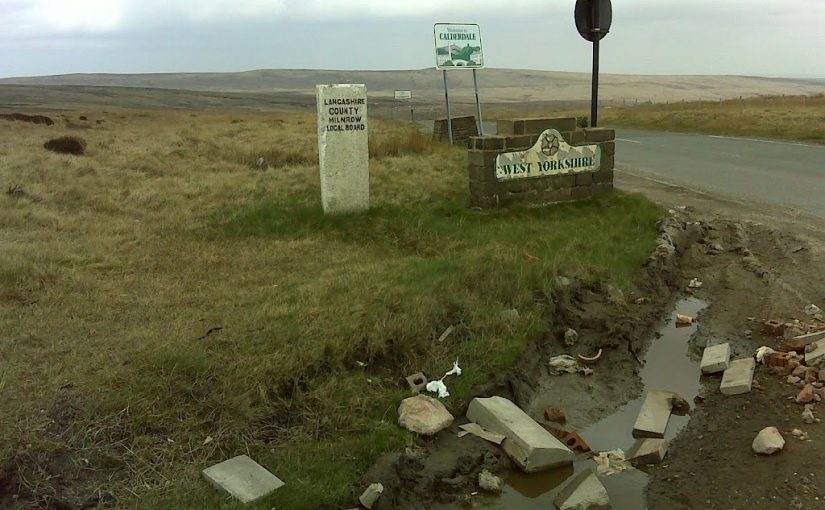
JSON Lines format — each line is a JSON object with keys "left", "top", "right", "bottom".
{"left": 615, "top": 129, "right": 825, "bottom": 217}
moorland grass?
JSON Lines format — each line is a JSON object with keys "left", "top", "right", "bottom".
{"left": 0, "top": 109, "right": 661, "bottom": 509}
{"left": 518, "top": 94, "right": 825, "bottom": 143}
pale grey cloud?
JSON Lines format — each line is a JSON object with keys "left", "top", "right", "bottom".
{"left": 0, "top": 0, "right": 823, "bottom": 78}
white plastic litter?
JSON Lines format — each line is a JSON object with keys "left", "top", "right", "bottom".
{"left": 688, "top": 278, "right": 703, "bottom": 288}
{"left": 426, "top": 380, "right": 450, "bottom": 398}
{"left": 756, "top": 346, "right": 776, "bottom": 363}
{"left": 444, "top": 360, "right": 462, "bottom": 377}
{"left": 594, "top": 449, "right": 631, "bottom": 476}
{"left": 548, "top": 354, "right": 594, "bottom": 376}
{"left": 425, "top": 360, "right": 463, "bottom": 399}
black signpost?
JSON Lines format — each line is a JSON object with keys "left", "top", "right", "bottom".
{"left": 575, "top": 0, "right": 612, "bottom": 127}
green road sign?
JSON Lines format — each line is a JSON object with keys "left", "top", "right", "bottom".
{"left": 434, "top": 23, "right": 484, "bottom": 70}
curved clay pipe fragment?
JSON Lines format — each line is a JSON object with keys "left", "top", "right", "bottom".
{"left": 578, "top": 349, "right": 603, "bottom": 364}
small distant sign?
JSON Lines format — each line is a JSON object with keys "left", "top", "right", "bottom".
{"left": 434, "top": 23, "right": 484, "bottom": 70}
{"left": 394, "top": 90, "right": 412, "bottom": 101}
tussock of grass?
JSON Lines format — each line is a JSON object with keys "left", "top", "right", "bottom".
{"left": 0, "top": 109, "right": 661, "bottom": 510}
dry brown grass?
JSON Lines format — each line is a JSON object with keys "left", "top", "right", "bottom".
{"left": 0, "top": 109, "right": 660, "bottom": 509}
{"left": 523, "top": 94, "right": 825, "bottom": 143}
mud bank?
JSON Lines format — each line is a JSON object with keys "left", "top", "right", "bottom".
{"left": 356, "top": 215, "right": 709, "bottom": 509}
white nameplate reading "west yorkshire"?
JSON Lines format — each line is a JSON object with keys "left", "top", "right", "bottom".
{"left": 495, "top": 129, "right": 601, "bottom": 181}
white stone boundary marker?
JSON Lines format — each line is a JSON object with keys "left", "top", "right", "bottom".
{"left": 316, "top": 84, "right": 369, "bottom": 214}
{"left": 202, "top": 454, "right": 284, "bottom": 504}
{"left": 720, "top": 357, "right": 756, "bottom": 395}
{"left": 466, "top": 396, "right": 574, "bottom": 472}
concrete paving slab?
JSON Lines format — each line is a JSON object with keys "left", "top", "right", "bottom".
{"left": 795, "top": 330, "right": 825, "bottom": 345}
{"left": 633, "top": 390, "right": 674, "bottom": 439}
{"left": 805, "top": 341, "right": 825, "bottom": 365}
{"left": 627, "top": 437, "right": 668, "bottom": 465}
{"left": 554, "top": 469, "right": 611, "bottom": 510}
{"left": 202, "top": 455, "right": 284, "bottom": 504}
{"left": 467, "top": 396, "right": 574, "bottom": 472}
{"left": 720, "top": 357, "right": 756, "bottom": 395}
{"left": 700, "top": 343, "right": 731, "bottom": 374}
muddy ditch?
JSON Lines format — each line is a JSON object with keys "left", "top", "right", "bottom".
{"left": 357, "top": 215, "right": 711, "bottom": 509}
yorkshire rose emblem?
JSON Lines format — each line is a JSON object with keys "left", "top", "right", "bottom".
{"left": 541, "top": 132, "right": 560, "bottom": 156}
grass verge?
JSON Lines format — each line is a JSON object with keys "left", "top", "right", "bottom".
{"left": 0, "top": 109, "right": 661, "bottom": 509}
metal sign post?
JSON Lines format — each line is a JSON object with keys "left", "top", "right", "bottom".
{"left": 575, "top": 0, "right": 612, "bottom": 127}
{"left": 434, "top": 23, "right": 485, "bottom": 144}
{"left": 472, "top": 69, "right": 483, "bottom": 136}
{"left": 443, "top": 70, "right": 453, "bottom": 144}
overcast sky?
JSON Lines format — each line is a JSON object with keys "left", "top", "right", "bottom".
{"left": 1, "top": 0, "right": 823, "bottom": 78}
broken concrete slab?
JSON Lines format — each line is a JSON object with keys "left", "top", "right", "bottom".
{"left": 700, "top": 343, "right": 731, "bottom": 374}
{"left": 553, "top": 470, "right": 612, "bottom": 510}
{"left": 359, "top": 483, "right": 383, "bottom": 509}
{"left": 805, "top": 341, "right": 825, "bottom": 365}
{"left": 627, "top": 437, "right": 668, "bottom": 465}
{"left": 202, "top": 455, "right": 284, "bottom": 504}
{"left": 467, "top": 396, "right": 574, "bottom": 473}
{"left": 633, "top": 390, "right": 674, "bottom": 439}
{"left": 404, "top": 372, "right": 428, "bottom": 393}
{"left": 720, "top": 358, "right": 756, "bottom": 395}
{"left": 457, "top": 422, "right": 506, "bottom": 444}
{"left": 795, "top": 330, "right": 825, "bottom": 345}
{"left": 397, "top": 395, "right": 453, "bottom": 435}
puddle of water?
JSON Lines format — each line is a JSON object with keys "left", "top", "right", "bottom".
{"left": 482, "top": 297, "right": 707, "bottom": 510}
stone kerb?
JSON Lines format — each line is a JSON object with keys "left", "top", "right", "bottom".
{"left": 468, "top": 117, "right": 614, "bottom": 209}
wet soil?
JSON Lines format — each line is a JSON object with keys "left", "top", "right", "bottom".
{"left": 359, "top": 174, "right": 825, "bottom": 510}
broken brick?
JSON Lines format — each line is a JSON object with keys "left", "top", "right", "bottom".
{"left": 544, "top": 408, "right": 567, "bottom": 424}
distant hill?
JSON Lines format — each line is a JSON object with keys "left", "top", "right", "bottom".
{"left": 2, "top": 68, "right": 824, "bottom": 104}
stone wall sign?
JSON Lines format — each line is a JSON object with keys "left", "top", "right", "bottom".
{"left": 316, "top": 84, "right": 369, "bottom": 214}
{"left": 495, "top": 129, "right": 601, "bottom": 181}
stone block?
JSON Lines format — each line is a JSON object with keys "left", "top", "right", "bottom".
{"left": 316, "top": 84, "right": 369, "bottom": 214}
{"left": 591, "top": 183, "right": 614, "bottom": 196}
{"left": 571, "top": 186, "right": 593, "bottom": 200}
{"left": 575, "top": 173, "right": 594, "bottom": 186}
{"left": 567, "top": 131, "right": 586, "bottom": 145}
{"left": 584, "top": 128, "right": 615, "bottom": 143}
{"left": 475, "top": 137, "right": 506, "bottom": 150}
{"left": 633, "top": 390, "right": 674, "bottom": 438}
{"left": 505, "top": 135, "right": 533, "bottom": 150}
{"left": 805, "top": 341, "right": 825, "bottom": 365}
{"left": 202, "top": 455, "right": 284, "bottom": 504}
{"left": 602, "top": 141, "right": 616, "bottom": 156}
{"left": 700, "top": 343, "right": 731, "bottom": 374}
{"left": 466, "top": 396, "right": 574, "bottom": 472}
{"left": 627, "top": 438, "right": 668, "bottom": 465}
{"left": 542, "top": 188, "right": 572, "bottom": 203}
{"left": 496, "top": 120, "right": 516, "bottom": 135}
{"left": 468, "top": 150, "right": 500, "bottom": 167}
{"left": 522, "top": 117, "right": 578, "bottom": 134}
{"left": 601, "top": 154, "right": 615, "bottom": 171}
{"left": 592, "top": 169, "right": 614, "bottom": 184}
{"left": 553, "top": 470, "right": 611, "bottom": 510}
{"left": 550, "top": 175, "right": 577, "bottom": 189}
{"left": 720, "top": 358, "right": 756, "bottom": 395}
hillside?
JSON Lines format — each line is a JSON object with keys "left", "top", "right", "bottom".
{"left": 2, "top": 68, "right": 824, "bottom": 104}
